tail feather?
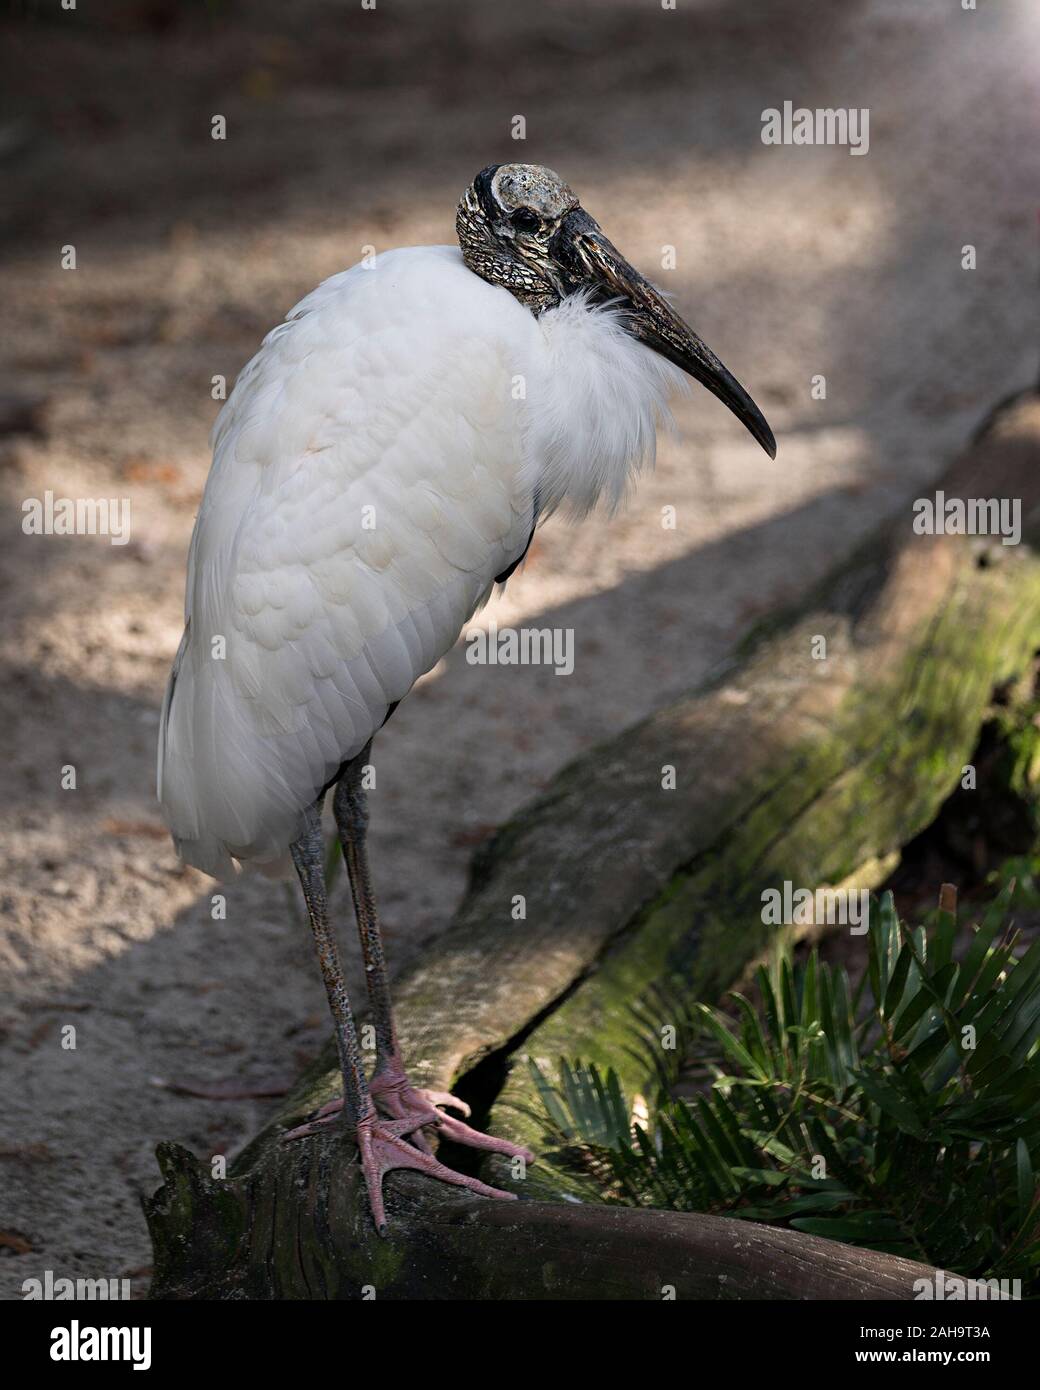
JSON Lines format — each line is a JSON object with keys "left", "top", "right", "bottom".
{"left": 156, "top": 623, "right": 306, "bottom": 879}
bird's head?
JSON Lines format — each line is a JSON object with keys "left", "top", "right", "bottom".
{"left": 457, "top": 162, "right": 775, "bottom": 459}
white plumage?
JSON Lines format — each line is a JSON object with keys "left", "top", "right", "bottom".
{"left": 158, "top": 245, "right": 684, "bottom": 877}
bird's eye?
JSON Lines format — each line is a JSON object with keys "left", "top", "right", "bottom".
{"left": 511, "top": 208, "right": 541, "bottom": 234}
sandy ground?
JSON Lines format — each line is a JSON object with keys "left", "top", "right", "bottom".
{"left": 1, "top": 0, "right": 1038, "bottom": 1297}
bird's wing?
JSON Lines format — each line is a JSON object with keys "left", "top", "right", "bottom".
{"left": 158, "top": 247, "right": 538, "bottom": 875}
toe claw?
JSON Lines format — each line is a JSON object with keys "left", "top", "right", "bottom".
{"left": 282, "top": 1113, "right": 340, "bottom": 1142}
{"left": 282, "top": 1094, "right": 346, "bottom": 1142}
{"left": 419, "top": 1089, "right": 472, "bottom": 1119}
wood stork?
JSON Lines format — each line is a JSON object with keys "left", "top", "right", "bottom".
{"left": 158, "top": 163, "right": 775, "bottom": 1234}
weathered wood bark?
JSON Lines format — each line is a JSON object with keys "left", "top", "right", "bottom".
{"left": 146, "top": 393, "right": 1040, "bottom": 1299}
{"left": 146, "top": 1139, "right": 943, "bottom": 1299}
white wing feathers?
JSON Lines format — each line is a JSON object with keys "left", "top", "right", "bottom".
{"left": 158, "top": 248, "right": 536, "bottom": 876}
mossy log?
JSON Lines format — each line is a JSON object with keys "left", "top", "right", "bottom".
{"left": 146, "top": 1139, "right": 944, "bottom": 1299}
{"left": 146, "top": 394, "right": 1040, "bottom": 1299}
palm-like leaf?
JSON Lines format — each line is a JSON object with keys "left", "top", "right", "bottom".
{"left": 530, "top": 883, "right": 1040, "bottom": 1287}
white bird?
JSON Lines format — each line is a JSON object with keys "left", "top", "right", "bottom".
{"left": 158, "top": 163, "right": 775, "bottom": 1234}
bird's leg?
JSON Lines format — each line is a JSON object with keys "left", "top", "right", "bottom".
{"left": 330, "top": 744, "right": 533, "bottom": 1167}
{"left": 283, "top": 797, "right": 518, "bottom": 1234}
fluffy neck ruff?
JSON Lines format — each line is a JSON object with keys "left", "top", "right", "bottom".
{"left": 522, "top": 291, "right": 688, "bottom": 520}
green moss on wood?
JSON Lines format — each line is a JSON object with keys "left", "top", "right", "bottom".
{"left": 487, "top": 548, "right": 1040, "bottom": 1182}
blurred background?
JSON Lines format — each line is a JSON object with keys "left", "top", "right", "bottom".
{"left": 1, "top": 0, "right": 1038, "bottom": 1295}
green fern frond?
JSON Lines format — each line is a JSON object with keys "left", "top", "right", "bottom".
{"left": 530, "top": 882, "right": 1040, "bottom": 1288}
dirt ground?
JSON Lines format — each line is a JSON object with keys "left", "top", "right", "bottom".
{"left": 1, "top": 0, "right": 1038, "bottom": 1297}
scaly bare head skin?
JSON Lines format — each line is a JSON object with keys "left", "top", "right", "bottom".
{"left": 456, "top": 163, "right": 579, "bottom": 310}
{"left": 457, "top": 162, "right": 776, "bottom": 458}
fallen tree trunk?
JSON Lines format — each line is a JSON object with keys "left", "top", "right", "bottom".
{"left": 146, "top": 1139, "right": 943, "bottom": 1299}
{"left": 146, "top": 393, "right": 1040, "bottom": 1299}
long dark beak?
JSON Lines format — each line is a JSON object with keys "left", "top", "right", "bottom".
{"left": 551, "top": 208, "right": 776, "bottom": 459}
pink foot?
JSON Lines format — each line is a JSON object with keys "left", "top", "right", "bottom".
{"left": 370, "top": 1070, "right": 535, "bottom": 1164}
{"left": 283, "top": 1069, "right": 534, "bottom": 1168}
{"left": 357, "top": 1112, "right": 517, "bottom": 1235}
{"left": 283, "top": 1107, "right": 520, "bottom": 1235}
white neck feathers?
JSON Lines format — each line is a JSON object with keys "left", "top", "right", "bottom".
{"left": 521, "top": 291, "right": 687, "bottom": 518}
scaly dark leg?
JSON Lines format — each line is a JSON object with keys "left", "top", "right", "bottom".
{"left": 283, "top": 797, "right": 518, "bottom": 1233}
{"left": 326, "top": 742, "right": 533, "bottom": 1166}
